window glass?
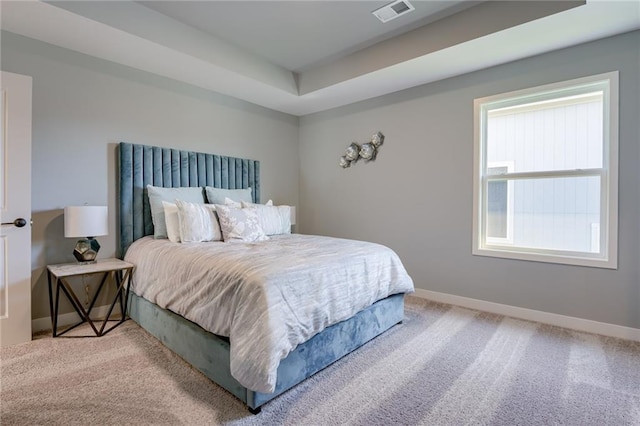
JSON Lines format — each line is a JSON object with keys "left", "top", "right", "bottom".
{"left": 486, "top": 93, "right": 604, "bottom": 174}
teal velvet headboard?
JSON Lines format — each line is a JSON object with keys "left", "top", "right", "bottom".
{"left": 118, "top": 142, "right": 260, "bottom": 257}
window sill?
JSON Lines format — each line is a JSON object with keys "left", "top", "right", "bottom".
{"left": 472, "top": 246, "right": 617, "bottom": 269}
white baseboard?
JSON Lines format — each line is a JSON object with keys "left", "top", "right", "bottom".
{"left": 412, "top": 288, "right": 640, "bottom": 342}
{"left": 32, "top": 304, "right": 122, "bottom": 333}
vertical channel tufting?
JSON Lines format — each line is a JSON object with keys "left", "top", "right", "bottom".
{"left": 132, "top": 145, "right": 145, "bottom": 243}
{"left": 235, "top": 158, "right": 243, "bottom": 191}
{"left": 248, "top": 161, "right": 255, "bottom": 202}
{"left": 118, "top": 142, "right": 260, "bottom": 256}
{"left": 254, "top": 161, "right": 260, "bottom": 203}
{"left": 188, "top": 152, "right": 197, "bottom": 186}
{"left": 228, "top": 158, "right": 236, "bottom": 189}
{"left": 152, "top": 147, "right": 163, "bottom": 186}
{"left": 162, "top": 148, "right": 172, "bottom": 187}
{"left": 241, "top": 160, "right": 249, "bottom": 190}
{"left": 142, "top": 146, "right": 154, "bottom": 237}
{"left": 205, "top": 155, "right": 214, "bottom": 187}
{"left": 180, "top": 151, "right": 190, "bottom": 187}
{"left": 119, "top": 143, "right": 133, "bottom": 258}
{"left": 197, "top": 153, "right": 206, "bottom": 186}
{"left": 214, "top": 155, "right": 222, "bottom": 188}
{"left": 171, "top": 149, "right": 180, "bottom": 187}
{"left": 221, "top": 157, "right": 229, "bottom": 189}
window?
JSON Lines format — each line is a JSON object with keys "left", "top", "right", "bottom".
{"left": 486, "top": 162, "right": 514, "bottom": 244}
{"left": 473, "top": 72, "right": 618, "bottom": 268}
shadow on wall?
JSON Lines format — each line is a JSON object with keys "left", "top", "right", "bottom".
{"left": 32, "top": 209, "right": 73, "bottom": 266}
{"left": 31, "top": 209, "right": 71, "bottom": 324}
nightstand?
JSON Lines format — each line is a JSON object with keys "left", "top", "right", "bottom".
{"left": 47, "top": 258, "right": 134, "bottom": 337}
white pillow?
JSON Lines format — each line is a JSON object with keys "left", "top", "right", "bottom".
{"left": 205, "top": 187, "right": 252, "bottom": 205}
{"left": 225, "top": 198, "right": 273, "bottom": 208}
{"left": 162, "top": 201, "right": 181, "bottom": 243}
{"left": 175, "top": 200, "right": 223, "bottom": 242}
{"left": 147, "top": 185, "right": 205, "bottom": 239}
{"left": 242, "top": 199, "right": 273, "bottom": 207}
{"left": 214, "top": 204, "right": 269, "bottom": 242}
{"left": 223, "top": 197, "right": 241, "bottom": 208}
{"left": 240, "top": 202, "right": 291, "bottom": 236}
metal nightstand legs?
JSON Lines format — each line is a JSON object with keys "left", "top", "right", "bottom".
{"left": 47, "top": 267, "right": 132, "bottom": 337}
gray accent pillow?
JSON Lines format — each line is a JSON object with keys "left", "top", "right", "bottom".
{"left": 205, "top": 187, "right": 252, "bottom": 205}
{"left": 147, "top": 185, "right": 205, "bottom": 239}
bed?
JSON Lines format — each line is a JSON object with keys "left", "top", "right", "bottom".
{"left": 118, "top": 142, "right": 413, "bottom": 413}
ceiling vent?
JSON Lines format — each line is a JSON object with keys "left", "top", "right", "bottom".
{"left": 372, "top": 0, "right": 415, "bottom": 23}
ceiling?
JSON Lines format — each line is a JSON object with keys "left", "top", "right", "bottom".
{"left": 1, "top": 1, "right": 639, "bottom": 116}
{"left": 137, "top": 1, "right": 476, "bottom": 72}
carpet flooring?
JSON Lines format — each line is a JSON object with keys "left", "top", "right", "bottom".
{"left": 1, "top": 296, "right": 639, "bottom": 425}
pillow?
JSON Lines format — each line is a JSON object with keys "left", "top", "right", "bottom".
{"left": 214, "top": 204, "right": 269, "bottom": 242}
{"left": 147, "top": 185, "right": 205, "bottom": 239}
{"left": 223, "top": 197, "right": 241, "bottom": 208}
{"left": 162, "top": 201, "right": 181, "bottom": 243}
{"left": 224, "top": 198, "right": 273, "bottom": 208}
{"left": 240, "top": 202, "right": 291, "bottom": 236}
{"left": 175, "top": 200, "right": 223, "bottom": 242}
{"left": 241, "top": 199, "right": 273, "bottom": 207}
{"left": 205, "top": 187, "right": 252, "bottom": 205}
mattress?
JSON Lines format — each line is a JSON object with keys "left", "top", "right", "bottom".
{"left": 124, "top": 234, "right": 414, "bottom": 393}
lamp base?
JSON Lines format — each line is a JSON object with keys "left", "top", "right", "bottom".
{"left": 73, "top": 238, "right": 100, "bottom": 264}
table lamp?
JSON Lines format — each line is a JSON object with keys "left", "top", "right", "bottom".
{"left": 64, "top": 206, "right": 108, "bottom": 263}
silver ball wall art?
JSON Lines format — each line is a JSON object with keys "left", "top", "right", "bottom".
{"left": 345, "top": 142, "right": 360, "bottom": 161}
{"left": 359, "top": 143, "right": 376, "bottom": 161}
{"left": 339, "top": 156, "right": 351, "bottom": 168}
{"left": 339, "top": 132, "right": 385, "bottom": 169}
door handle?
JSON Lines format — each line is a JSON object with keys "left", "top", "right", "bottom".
{"left": 1, "top": 218, "right": 28, "bottom": 227}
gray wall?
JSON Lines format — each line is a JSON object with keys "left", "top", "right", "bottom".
{"left": 299, "top": 31, "right": 640, "bottom": 329}
{"left": 2, "top": 29, "right": 638, "bottom": 329}
{"left": 1, "top": 32, "right": 299, "bottom": 321}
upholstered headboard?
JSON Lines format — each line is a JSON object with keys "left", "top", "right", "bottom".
{"left": 118, "top": 142, "right": 260, "bottom": 257}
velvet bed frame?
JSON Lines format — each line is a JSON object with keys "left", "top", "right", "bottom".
{"left": 118, "top": 142, "right": 405, "bottom": 413}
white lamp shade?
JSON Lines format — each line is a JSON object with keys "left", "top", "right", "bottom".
{"left": 64, "top": 206, "right": 109, "bottom": 238}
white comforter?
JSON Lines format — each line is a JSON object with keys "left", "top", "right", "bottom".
{"left": 125, "top": 234, "right": 414, "bottom": 393}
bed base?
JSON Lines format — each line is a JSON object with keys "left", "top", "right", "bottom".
{"left": 128, "top": 291, "right": 405, "bottom": 412}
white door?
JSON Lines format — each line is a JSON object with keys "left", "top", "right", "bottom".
{"left": 0, "top": 71, "right": 33, "bottom": 347}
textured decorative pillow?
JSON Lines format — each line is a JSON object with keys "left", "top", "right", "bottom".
{"left": 175, "top": 200, "right": 223, "bottom": 242}
{"left": 215, "top": 204, "right": 269, "bottom": 242}
{"left": 240, "top": 202, "right": 291, "bottom": 235}
{"left": 205, "top": 187, "right": 252, "bottom": 205}
{"left": 147, "top": 185, "right": 205, "bottom": 239}
{"left": 162, "top": 201, "right": 181, "bottom": 243}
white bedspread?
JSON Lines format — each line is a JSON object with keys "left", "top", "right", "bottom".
{"left": 124, "top": 234, "right": 414, "bottom": 393}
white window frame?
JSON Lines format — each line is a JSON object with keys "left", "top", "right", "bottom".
{"left": 472, "top": 72, "right": 619, "bottom": 269}
{"left": 485, "top": 161, "right": 514, "bottom": 246}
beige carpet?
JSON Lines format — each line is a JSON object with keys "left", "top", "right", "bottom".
{"left": 1, "top": 297, "right": 639, "bottom": 425}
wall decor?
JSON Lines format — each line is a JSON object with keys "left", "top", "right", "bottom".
{"left": 339, "top": 131, "right": 384, "bottom": 168}
{"left": 345, "top": 142, "right": 360, "bottom": 161}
